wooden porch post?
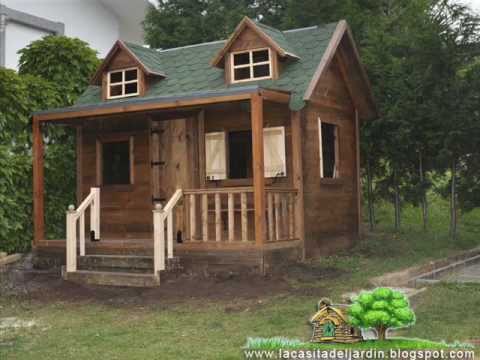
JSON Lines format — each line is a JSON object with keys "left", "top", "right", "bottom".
{"left": 76, "top": 125, "right": 83, "bottom": 206}
{"left": 251, "top": 93, "right": 266, "bottom": 246}
{"left": 32, "top": 118, "right": 45, "bottom": 246}
{"left": 291, "top": 111, "right": 305, "bottom": 258}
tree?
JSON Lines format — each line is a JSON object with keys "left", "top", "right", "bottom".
{"left": 348, "top": 288, "right": 416, "bottom": 340}
{"left": 17, "top": 35, "right": 100, "bottom": 106}
{"left": 0, "top": 69, "right": 62, "bottom": 253}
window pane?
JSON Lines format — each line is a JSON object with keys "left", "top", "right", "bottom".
{"left": 110, "top": 71, "right": 122, "bottom": 83}
{"left": 125, "top": 82, "right": 138, "bottom": 95}
{"left": 125, "top": 69, "right": 138, "bottom": 81}
{"left": 234, "top": 67, "right": 251, "bottom": 81}
{"left": 109, "top": 84, "right": 122, "bottom": 97}
{"left": 253, "top": 64, "right": 270, "bottom": 78}
{"left": 228, "top": 131, "right": 252, "bottom": 179}
{"left": 233, "top": 52, "right": 250, "bottom": 66}
{"left": 252, "top": 49, "right": 269, "bottom": 63}
{"left": 321, "top": 123, "right": 336, "bottom": 178}
{"left": 103, "top": 141, "right": 130, "bottom": 185}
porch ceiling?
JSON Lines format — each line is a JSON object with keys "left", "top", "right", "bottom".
{"left": 32, "top": 86, "right": 290, "bottom": 123}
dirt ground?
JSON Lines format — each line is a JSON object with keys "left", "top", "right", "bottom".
{"left": 0, "top": 255, "right": 344, "bottom": 308}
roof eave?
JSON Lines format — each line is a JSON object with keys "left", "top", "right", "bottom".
{"left": 33, "top": 86, "right": 290, "bottom": 122}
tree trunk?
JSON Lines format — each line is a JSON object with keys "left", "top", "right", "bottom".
{"left": 393, "top": 168, "right": 401, "bottom": 231}
{"left": 376, "top": 326, "right": 387, "bottom": 341}
{"left": 450, "top": 157, "right": 457, "bottom": 241}
{"left": 367, "top": 158, "right": 375, "bottom": 231}
{"left": 419, "top": 151, "right": 428, "bottom": 231}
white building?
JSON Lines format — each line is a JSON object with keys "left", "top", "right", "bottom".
{"left": 0, "top": 0, "right": 149, "bottom": 69}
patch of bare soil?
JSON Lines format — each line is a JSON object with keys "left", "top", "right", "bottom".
{"left": 1, "top": 256, "right": 345, "bottom": 308}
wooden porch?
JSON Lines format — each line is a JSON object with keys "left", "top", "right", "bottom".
{"left": 32, "top": 87, "right": 306, "bottom": 277}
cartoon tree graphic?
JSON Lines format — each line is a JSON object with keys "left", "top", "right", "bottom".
{"left": 347, "top": 288, "right": 415, "bottom": 340}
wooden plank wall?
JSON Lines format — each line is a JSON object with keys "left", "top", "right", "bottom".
{"left": 302, "top": 56, "right": 359, "bottom": 257}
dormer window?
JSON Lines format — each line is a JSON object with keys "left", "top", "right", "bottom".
{"left": 107, "top": 68, "right": 140, "bottom": 99}
{"left": 231, "top": 48, "right": 272, "bottom": 83}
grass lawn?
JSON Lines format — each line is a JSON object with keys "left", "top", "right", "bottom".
{"left": 0, "top": 198, "right": 479, "bottom": 359}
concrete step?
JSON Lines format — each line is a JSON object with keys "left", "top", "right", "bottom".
{"left": 62, "top": 268, "right": 160, "bottom": 287}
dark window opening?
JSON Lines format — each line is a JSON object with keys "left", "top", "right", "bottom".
{"left": 125, "top": 69, "right": 138, "bottom": 81}
{"left": 233, "top": 52, "right": 250, "bottom": 66}
{"left": 102, "top": 141, "right": 131, "bottom": 185}
{"left": 253, "top": 64, "right": 270, "bottom": 78}
{"left": 252, "top": 49, "right": 269, "bottom": 63}
{"left": 228, "top": 131, "right": 252, "bottom": 179}
{"left": 109, "top": 71, "right": 122, "bottom": 83}
{"left": 234, "top": 67, "right": 250, "bottom": 81}
{"left": 321, "top": 123, "right": 337, "bottom": 178}
{"left": 125, "top": 82, "right": 138, "bottom": 95}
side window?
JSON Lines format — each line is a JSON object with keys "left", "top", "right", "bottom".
{"left": 318, "top": 118, "right": 339, "bottom": 178}
{"left": 205, "top": 127, "right": 286, "bottom": 181}
{"left": 97, "top": 136, "right": 134, "bottom": 185}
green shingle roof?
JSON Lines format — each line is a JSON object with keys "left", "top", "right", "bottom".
{"left": 75, "top": 22, "right": 338, "bottom": 111}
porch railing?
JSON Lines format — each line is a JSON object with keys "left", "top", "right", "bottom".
{"left": 152, "top": 189, "right": 183, "bottom": 274}
{"left": 182, "top": 187, "right": 297, "bottom": 243}
{"left": 65, "top": 187, "right": 100, "bottom": 273}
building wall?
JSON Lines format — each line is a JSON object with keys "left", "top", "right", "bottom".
{"left": 302, "top": 56, "right": 359, "bottom": 257}
{"left": 1, "top": 0, "right": 146, "bottom": 69}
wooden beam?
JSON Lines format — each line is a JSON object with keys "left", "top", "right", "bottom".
{"left": 34, "top": 93, "right": 253, "bottom": 123}
{"left": 251, "top": 92, "right": 266, "bottom": 247}
{"left": 260, "top": 89, "right": 290, "bottom": 104}
{"left": 291, "top": 111, "right": 305, "bottom": 258}
{"left": 355, "top": 109, "right": 362, "bottom": 238}
{"left": 32, "top": 119, "right": 45, "bottom": 245}
{"left": 76, "top": 125, "right": 83, "bottom": 205}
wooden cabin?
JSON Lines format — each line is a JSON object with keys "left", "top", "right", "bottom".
{"left": 32, "top": 17, "right": 376, "bottom": 286}
{"left": 310, "top": 298, "right": 363, "bottom": 343}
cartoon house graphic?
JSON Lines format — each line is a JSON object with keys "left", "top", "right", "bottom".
{"left": 33, "top": 17, "right": 377, "bottom": 286}
{"left": 310, "top": 299, "right": 362, "bottom": 343}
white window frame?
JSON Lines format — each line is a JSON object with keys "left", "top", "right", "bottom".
{"left": 318, "top": 118, "right": 339, "bottom": 179}
{"left": 107, "top": 67, "right": 140, "bottom": 99}
{"left": 230, "top": 48, "right": 273, "bottom": 84}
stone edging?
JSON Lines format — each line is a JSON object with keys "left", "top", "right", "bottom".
{"left": 369, "top": 246, "right": 480, "bottom": 287}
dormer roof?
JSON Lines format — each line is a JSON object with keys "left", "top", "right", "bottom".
{"left": 210, "top": 17, "right": 299, "bottom": 68}
{"left": 90, "top": 40, "right": 166, "bottom": 85}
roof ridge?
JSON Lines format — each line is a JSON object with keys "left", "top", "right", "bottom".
{"left": 156, "top": 39, "right": 227, "bottom": 53}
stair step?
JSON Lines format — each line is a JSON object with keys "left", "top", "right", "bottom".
{"left": 62, "top": 268, "right": 160, "bottom": 287}
{"left": 78, "top": 255, "right": 153, "bottom": 271}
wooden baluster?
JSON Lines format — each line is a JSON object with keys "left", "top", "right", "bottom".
{"left": 190, "top": 194, "right": 196, "bottom": 241}
{"left": 228, "top": 193, "right": 235, "bottom": 242}
{"left": 288, "top": 193, "right": 295, "bottom": 240}
{"left": 281, "top": 194, "right": 288, "bottom": 240}
{"left": 267, "top": 192, "right": 274, "bottom": 241}
{"left": 79, "top": 212, "right": 85, "bottom": 256}
{"left": 215, "top": 193, "right": 221, "bottom": 242}
{"left": 167, "top": 211, "right": 173, "bottom": 258}
{"left": 241, "top": 192, "right": 248, "bottom": 242}
{"left": 202, "top": 193, "right": 208, "bottom": 242}
{"left": 274, "top": 193, "right": 281, "bottom": 240}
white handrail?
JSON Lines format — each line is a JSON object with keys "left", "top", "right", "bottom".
{"left": 65, "top": 187, "right": 100, "bottom": 273}
{"left": 152, "top": 189, "right": 182, "bottom": 274}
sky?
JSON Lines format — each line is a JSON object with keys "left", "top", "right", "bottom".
{"left": 464, "top": 0, "right": 480, "bottom": 13}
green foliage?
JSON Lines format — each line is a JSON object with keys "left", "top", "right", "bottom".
{"left": 0, "top": 36, "right": 99, "bottom": 253}
{"left": 348, "top": 288, "right": 416, "bottom": 339}
{"left": 18, "top": 35, "right": 100, "bottom": 105}
{"left": 0, "top": 69, "right": 63, "bottom": 252}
